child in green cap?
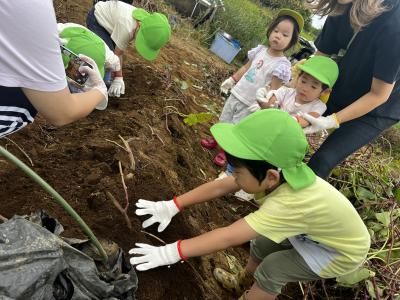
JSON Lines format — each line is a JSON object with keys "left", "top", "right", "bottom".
{"left": 86, "top": 0, "right": 171, "bottom": 97}
{"left": 129, "top": 109, "right": 370, "bottom": 300}
{"left": 58, "top": 22, "right": 121, "bottom": 110}
{"left": 254, "top": 55, "right": 339, "bottom": 128}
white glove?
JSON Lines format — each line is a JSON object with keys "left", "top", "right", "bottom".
{"left": 135, "top": 199, "right": 180, "bottom": 232}
{"left": 78, "top": 54, "right": 108, "bottom": 110}
{"left": 248, "top": 103, "right": 261, "bottom": 113}
{"left": 108, "top": 77, "right": 125, "bottom": 97}
{"left": 220, "top": 77, "right": 236, "bottom": 94}
{"left": 129, "top": 241, "right": 181, "bottom": 271}
{"left": 256, "top": 88, "right": 276, "bottom": 106}
{"left": 300, "top": 113, "right": 340, "bottom": 134}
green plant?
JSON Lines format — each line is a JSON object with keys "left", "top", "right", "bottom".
{"left": 183, "top": 112, "right": 214, "bottom": 126}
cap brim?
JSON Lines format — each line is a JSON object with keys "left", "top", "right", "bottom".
{"left": 278, "top": 8, "right": 304, "bottom": 32}
{"left": 298, "top": 64, "right": 330, "bottom": 87}
{"left": 210, "top": 123, "right": 260, "bottom": 160}
{"left": 134, "top": 29, "right": 159, "bottom": 61}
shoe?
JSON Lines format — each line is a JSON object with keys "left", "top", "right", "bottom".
{"left": 201, "top": 137, "right": 217, "bottom": 149}
{"left": 213, "top": 268, "right": 253, "bottom": 295}
{"left": 214, "top": 151, "right": 226, "bottom": 167}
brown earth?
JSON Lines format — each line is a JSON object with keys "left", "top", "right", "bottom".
{"left": 0, "top": 1, "right": 303, "bottom": 299}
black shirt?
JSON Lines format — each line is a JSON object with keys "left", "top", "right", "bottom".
{"left": 315, "top": 0, "right": 400, "bottom": 125}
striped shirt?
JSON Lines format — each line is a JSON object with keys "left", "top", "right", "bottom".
{"left": 0, "top": 87, "right": 37, "bottom": 138}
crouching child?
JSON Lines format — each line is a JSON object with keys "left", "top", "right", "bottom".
{"left": 130, "top": 109, "right": 370, "bottom": 300}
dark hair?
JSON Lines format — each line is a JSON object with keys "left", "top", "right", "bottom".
{"left": 225, "top": 152, "right": 286, "bottom": 185}
{"left": 298, "top": 71, "right": 329, "bottom": 91}
{"left": 266, "top": 15, "right": 300, "bottom": 51}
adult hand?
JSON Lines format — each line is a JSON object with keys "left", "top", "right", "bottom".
{"left": 108, "top": 77, "right": 125, "bottom": 97}
{"left": 129, "top": 242, "right": 181, "bottom": 271}
{"left": 248, "top": 103, "right": 261, "bottom": 113}
{"left": 78, "top": 54, "right": 108, "bottom": 110}
{"left": 300, "top": 113, "right": 340, "bottom": 134}
{"left": 135, "top": 199, "right": 180, "bottom": 232}
{"left": 220, "top": 77, "right": 236, "bottom": 94}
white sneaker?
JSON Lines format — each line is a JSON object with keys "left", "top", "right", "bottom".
{"left": 234, "top": 190, "right": 254, "bottom": 201}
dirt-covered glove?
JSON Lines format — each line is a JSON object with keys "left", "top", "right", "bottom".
{"left": 220, "top": 77, "right": 236, "bottom": 94}
{"left": 129, "top": 241, "right": 182, "bottom": 271}
{"left": 248, "top": 103, "right": 261, "bottom": 113}
{"left": 78, "top": 54, "right": 108, "bottom": 110}
{"left": 300, "top": 113, "right": 340, "bottom": 134}
{"left": 108, "top": 77, "right": 125, "bottom": 97}
{"left": 256, "top": 88, "right": 276, "bottom": 106}
{"left": 135, "top": 199, "right": 180, "bottom": 232}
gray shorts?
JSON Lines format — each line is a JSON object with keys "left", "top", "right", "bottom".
{"left": 219, "top": 94, "right": 252, "bottom": 124}
{"left": 250, "top": 236, "right": 322, "bottom": 295}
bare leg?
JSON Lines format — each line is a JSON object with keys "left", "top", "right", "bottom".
{"left": 246, "top": 282, "right": 276, "bottom": 300}
{"left": 245, "top": 256, "right": 261, "bottom": 274}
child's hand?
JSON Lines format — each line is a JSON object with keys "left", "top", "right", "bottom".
{"left": 135, "top": 199, "right": 180, "bottom": 232}
{"left": 256, "top": 88, "right": 276, "bottom": 104}
{"left": 129, "top": 241, "right": 182, "bottom": 271}
{"left": 220, "top": 77, "right": 236, "bottom": 94}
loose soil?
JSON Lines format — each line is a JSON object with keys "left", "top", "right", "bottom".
{"left": 0, "top": 1, "right": 300, "bottom": 299}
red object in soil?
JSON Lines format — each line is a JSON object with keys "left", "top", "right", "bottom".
{"left": 200, "top": 137, "right": 218, "bottom": 149}
{"left": 214, "top": 150, "right": 227, "bottom": 167}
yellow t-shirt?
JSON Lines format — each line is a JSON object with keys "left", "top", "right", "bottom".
{"left": 245, "top": 177, "right": 370, "bottom": 278}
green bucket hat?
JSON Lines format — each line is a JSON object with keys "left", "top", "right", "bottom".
{"left": 297, "top": 55, "right": 339, "bottom": 88}
{"left": 211, "top": 109, "right": 316, "bottom": 190}
{"left": 278, "top": 8, "right": 304, "bottom": 33}
{"left": 132, "top": 8, "right": 171, "bottom": 61}
{"left": 60, "top": 27, "right": 106, "bottom": 77}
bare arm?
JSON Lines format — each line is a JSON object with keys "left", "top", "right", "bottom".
{"left": 336, "top": 78, "right": 395, "bottom": 124}
{"left": 270, "top": 76, "right": 283, "bottom": 90}
{"left": 232, "top": 61, "right": 252, "bottom": 82}
{"left": 176, "top": 176, "right": 240, "bottom": 209}
{"left": 114, "top": 47, "right": 124, "bottom": 77}
{"left": 181, "top": 218, "right": 259, "bottom": 257}
{"left": 22, "top": 87, "right": 104, "bottom": 126}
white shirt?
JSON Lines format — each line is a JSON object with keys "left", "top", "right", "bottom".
{"left": 94, "top": 1, "right": 138, "bottom": 51}
{"left": 0, "top": 0, "right": 67, "bottom": 91}
{"left": 273, "top": 86, "right": 327, "bottom": 116}
{"left": 231, "top": 45, "right": 291, "bottom": 106}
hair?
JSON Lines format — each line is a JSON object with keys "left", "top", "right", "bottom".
{"left": 298, "top": 71, "right": 329, "bottom": 91}
{"left": 306, "top": 0, "right": 388, "bottom": 31}
{"left": 225, "top": 152, "right": 286, "bottom": 185}
{"left": 266, "top": 15, "right": 300, "bottom": 51}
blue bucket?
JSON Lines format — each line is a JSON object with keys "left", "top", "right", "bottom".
{"left": 210, "top": 32, "right": 241, "bottom": 64}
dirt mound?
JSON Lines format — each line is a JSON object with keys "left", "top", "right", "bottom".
{"left": 0, "top": 1, "right": 261, "bottom": 299}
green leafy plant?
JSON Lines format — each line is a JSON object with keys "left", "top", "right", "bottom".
{"left": 183, "top": 112, "right": 214, "bottom": 126}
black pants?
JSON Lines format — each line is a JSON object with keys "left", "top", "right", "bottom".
{"left": 86, "top": 7, "right": 116, "bottom": 51}
{"left": 308, "top": 116, "right": 398, "bottom": 178}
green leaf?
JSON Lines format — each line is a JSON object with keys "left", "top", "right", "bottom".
{"left": 395, "top": 187, "right": 400, "bottom": 202}
{"left": 180, "top": 80, "right": 189, "bottom": 90}
{"left": 183, "top": 113, "right": 213, "bottom": 126}
{"left": 356, "top": 187, "right": 377, "bottom": 201}
{"left": 365, "top": 279, "right": 383, "bottom": 299}
{"left": 225, "top": 254, "right": 243, "bottom": 274}
{"left": 375, "top": 211, "right": 391, "bottom": 227}
{"left": 336, "top": 267, "right": 374, "bottom": 286}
